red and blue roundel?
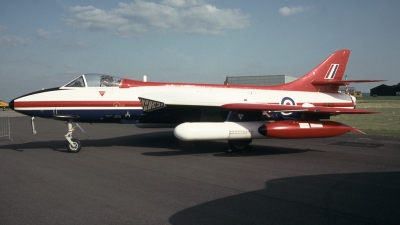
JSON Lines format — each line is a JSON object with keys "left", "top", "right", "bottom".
{"left": 281, "top": 97, "right": 296, "bottom": 115}
{"left": 281, "top": 97, "right": 296, "bottom": 106}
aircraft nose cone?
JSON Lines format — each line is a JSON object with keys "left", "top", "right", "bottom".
{"left": 9, "top": 99, "right": 15, "bottom": 110}
{"left": 258, "top": 124, "right": 267, "bottom": 136}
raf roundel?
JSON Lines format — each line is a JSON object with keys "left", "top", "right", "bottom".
{"left": 281, "top": 97, "right": 296, "bottom": 115}
{"left": 281, "top": 97, "right": 296, "bottom": 106}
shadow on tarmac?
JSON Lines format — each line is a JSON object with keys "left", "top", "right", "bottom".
{"left": 0, "top": 130, "right": 318, "bottom": 156}
{"left": 169, "top": 171, "right": 400, "bottom": 225}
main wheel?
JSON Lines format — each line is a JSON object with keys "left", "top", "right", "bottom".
{"left": 67, "top": 138, "right": 82, "bottom": 153}
{"left": 228, "top": 139, "right": 252, "bottom": 152}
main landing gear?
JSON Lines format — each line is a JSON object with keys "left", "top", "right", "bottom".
{"left": 65, "top": 121, "right": 89, "bottom": 153}
{"left": 227, "top": 139, "right": 252, "bottom": 152}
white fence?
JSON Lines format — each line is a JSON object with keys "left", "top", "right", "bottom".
{"left": 0, "top": 117, "right": 12, "bottom": 141}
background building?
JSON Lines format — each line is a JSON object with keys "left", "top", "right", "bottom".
{"left": 224, "top": 75, "right": 297, "bottom": 86}
{"left": 370, "top": 84, "right": 400, "bottom": 96}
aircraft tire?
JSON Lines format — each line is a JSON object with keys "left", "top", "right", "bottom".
{"left": 228, "top": 139, "right": 252, "bottom": 152}
{"left": 67, "top": 138, "right": 82, "bottom": 153}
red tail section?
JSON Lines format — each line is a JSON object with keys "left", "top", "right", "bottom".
{"left": 278, "top": 49, "right": 350, "bottom": 92}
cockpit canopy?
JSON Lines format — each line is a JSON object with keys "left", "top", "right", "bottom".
{"left": 63, "top": 74, "right": 123, "bottom": 88}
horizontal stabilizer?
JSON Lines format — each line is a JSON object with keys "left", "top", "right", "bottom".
{"left": 222, "top": 103, "right": 380, "bottom": 114}
{"left": 312, "top": 79, "right": 386, "bottom": 86}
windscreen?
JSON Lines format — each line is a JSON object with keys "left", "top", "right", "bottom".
{"left": 65, "top": 76, "right": 85, "bottom": 87}
{"left": 85, "top": 74, "right": 122, "bottom": 87}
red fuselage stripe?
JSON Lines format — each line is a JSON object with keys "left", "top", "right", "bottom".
{"left": 14, "top": 101, "right": 142, "bottom": 108}
{"left": 14, "top": 101, "right": 354, "bottom": 108}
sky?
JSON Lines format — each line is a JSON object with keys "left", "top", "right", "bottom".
{"left": 1, "top": 0, "right": 400, "bottom": 102}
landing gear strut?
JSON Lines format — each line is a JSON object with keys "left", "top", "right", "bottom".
{"left": 65, "top": 121, "right": 89, "bottom": 153}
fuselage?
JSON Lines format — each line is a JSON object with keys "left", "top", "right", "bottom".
{"left": 7, "top": 50, "right": 384, "bottom": 153}
{"left": 10, "top": 74, "right": 355, "bottom": 124}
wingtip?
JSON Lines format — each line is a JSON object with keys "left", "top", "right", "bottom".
{"left": 350, "top": 127, "right": 365, "bottom": 134}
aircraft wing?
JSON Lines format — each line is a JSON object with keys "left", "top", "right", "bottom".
{"left": 222, "top": 103, "right": 380, "bottom": 114}
{"left": 139, "top": 92, "right": 226, "bottom": 106}
{"left": 138, "top": 91, "right": 380, "bottom": 114}
{"left": 138, "top": 92, "right": 227, "bottom": 112}
{"left": 138, "top": 92, "right": 380, "bottom": 114}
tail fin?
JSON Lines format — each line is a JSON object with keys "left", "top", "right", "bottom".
{"left": 280, "top": 49, "right": 350, "bottom": 92}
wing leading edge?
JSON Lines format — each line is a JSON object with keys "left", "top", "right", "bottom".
{"left": 222, "top": 103, "right": 380, "bottom": 114}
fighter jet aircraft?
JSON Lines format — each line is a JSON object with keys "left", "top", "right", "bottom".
{"left": 9, "top": 49, "right": 384, "bottom": 153}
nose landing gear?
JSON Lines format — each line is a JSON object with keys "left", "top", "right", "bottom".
{"left": 65, "top": 121, "right": 89, "bottom": 153}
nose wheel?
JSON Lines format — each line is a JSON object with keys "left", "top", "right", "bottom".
{"left": 67, "top": 138, "right": 82, "bottom": 153}
{"left": 65, "top": 121, "right": 89, "bottom": 153}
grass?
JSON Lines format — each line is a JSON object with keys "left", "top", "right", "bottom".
{"left": 331, "top": 96, "right": 400, "bottom": 137}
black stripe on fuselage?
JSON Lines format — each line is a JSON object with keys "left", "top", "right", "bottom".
{"left": 9, "top": 87, "right": 65, "bottom": 110}
{"left": 14, "top": 87, "right": 63, "bottom": 99}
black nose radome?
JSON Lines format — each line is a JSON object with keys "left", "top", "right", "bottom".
{"left": 258, "top": 124, "right": 267, "bottom": 136}
{"left": 9, "top": 100, "right": 14, "bottom": 110}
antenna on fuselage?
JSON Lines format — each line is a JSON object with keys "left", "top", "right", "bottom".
{"left": 143, "top": 75, "right": 147, "bottom": 82}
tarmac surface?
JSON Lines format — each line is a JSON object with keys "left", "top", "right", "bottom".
{"left": 1, "top": 111, "right": 400, "bottom": 224}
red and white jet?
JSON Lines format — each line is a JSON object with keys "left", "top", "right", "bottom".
{"left": 10, "top": 49, "right": 384, "bottom": 152}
